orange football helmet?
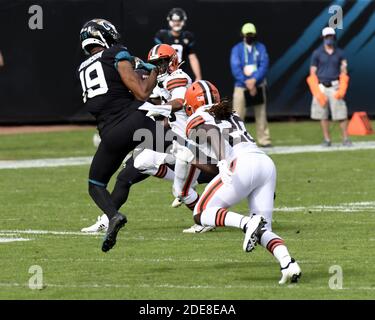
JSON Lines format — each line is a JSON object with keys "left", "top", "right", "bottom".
{"left": 148, "top": 44, "right": 179, "bottom": 81}
{"left": 184, "top": 80, "right": 221, "bottom": 116}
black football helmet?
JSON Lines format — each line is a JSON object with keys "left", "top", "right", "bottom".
{"left": 167, "top": 8, "right": 187, "bottom": 32}
{"left": 80, "top": 19, "right": 121, "bottom": 55}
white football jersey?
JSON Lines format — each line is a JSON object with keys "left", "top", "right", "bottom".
{"left": 185, "top": 108, "right": 262, "bottom": 162}
{"left": 152, "top": 69, "right": 192, "bottom": 138}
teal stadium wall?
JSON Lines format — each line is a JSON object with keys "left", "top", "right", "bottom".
{"left": 0, "top": 0, "right": 373, "bottom": 123}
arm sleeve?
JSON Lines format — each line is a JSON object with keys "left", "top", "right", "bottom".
{"left": 251, "top": 44, "right": 269, "bottom": 83}
{"left": 166, "top": 77, "right": 189, "bottom": 91}
{"left": 230, "top": 45, "right": 246, "bottom": 84}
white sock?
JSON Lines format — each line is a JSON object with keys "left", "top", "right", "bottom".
{"left": 153, "top": 165, "right": 175, "bottom": 181}
{"left": 225, "top": 211, "right": 250, "bottom": 229}
{"left": 163, "top": 167, "right": 175, "bottom": 181}
{"left": 273, "top": 245, "right": 292, "bottom": 268}
{"left": 200, "top": 209, "right": 249, "bottom": 229}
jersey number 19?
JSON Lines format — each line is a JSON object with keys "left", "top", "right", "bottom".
{"left": 79, "top": 61, "right": 108, "bottom": 103}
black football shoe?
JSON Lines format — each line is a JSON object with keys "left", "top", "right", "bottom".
{"left": 101, "top": 213, "right": 127, "bottom": 252}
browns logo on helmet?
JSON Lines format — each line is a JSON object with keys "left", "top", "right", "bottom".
{"left": 184, "top": 80, "right": 220, "bottom": 116}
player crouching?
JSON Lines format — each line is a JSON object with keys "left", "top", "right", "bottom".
{"left": 171, "top": 80, "right": 301, "bottom": 284}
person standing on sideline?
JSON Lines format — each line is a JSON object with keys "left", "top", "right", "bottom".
{"left": 307, "top": 27, "right": 351, "bottom": 147}
{"left": 230, "top": 23, "right": 271, "bottom": 147}
{"left": 154, "top": 7, "right": 202, "bottom": 81}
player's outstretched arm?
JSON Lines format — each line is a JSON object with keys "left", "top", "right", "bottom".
{"left": 117, "top": 60, "right": 158, "bottom": 101}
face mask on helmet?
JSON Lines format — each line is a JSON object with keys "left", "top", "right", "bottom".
{"left": 153, "top": 58, "right": 170, "bottom": 82}
{"left": 167, "top": 9, "right": 187, "bottom": 32}
{"left": 169, "top": 19, "right": 184, "bottom": 32}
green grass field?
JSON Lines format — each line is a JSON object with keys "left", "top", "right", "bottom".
{"left": 1, "top": 121, "right": 375, "bottom": 299}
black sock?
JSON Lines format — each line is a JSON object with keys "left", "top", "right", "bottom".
{"left": 111, "top": 157, "right": 149, "bottom": 210}
{"left": 88, "top": 182, "right": 118, "bottom": 220}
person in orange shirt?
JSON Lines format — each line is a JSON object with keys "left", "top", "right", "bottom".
{"left": 307, "top": 27, "right": 351, "bottom": 147}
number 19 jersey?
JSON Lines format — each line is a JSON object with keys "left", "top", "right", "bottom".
{"left": 78, "top": 44, "right": 142, "bottom": 131}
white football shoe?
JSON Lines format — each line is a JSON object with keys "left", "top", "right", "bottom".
{"left": 183, "top": 224, "right": 215, "bottom": 234}
{"left": 279, "top": 258, "right": 302, "bottom": 284}
{"left": 171, "top": 197, "right": 183, "bottom": 208}
{"left": 81, "top": 214, "right": 109, "bottom": 233}
{"left": 243, "top": 215, "right": 266, "bottom": 252}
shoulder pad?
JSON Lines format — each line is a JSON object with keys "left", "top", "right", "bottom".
{"left": 186, "top": 113, "right": 207, "bottom": 137}
{"left": 165, "top": 71, "right": 190, "bottom": 91}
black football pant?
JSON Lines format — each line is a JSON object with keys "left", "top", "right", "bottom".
{"left": 88, "top": 110, "right": 157, "bottom": 219}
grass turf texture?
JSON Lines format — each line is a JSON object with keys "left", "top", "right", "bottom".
{"left": 1, "top": 121, "right": 374, "bottom": 160}
{"left": 0, "top": 121, "right": 375, "bottom": 299}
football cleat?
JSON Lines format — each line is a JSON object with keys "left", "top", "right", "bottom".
{"left": 243, "top": 215, "right": 266, "bottom": 252}
{"left": 183, "top": 224, "right": 215, "bottom": 234}
{"left": 171, "top": 197, "right": 183, "bottom": 208}
{"left": 279, "top": 258, "right": 302, "bottom": 284}
{"left": 81, "top": 214, "right": 108, "bottom": 233}
{"left": 101, "top": 213, "right": 127, "bottom": 253}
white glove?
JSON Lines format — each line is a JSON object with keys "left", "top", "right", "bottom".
{"left": 217, "top": 159, "right": 233, "bottom": 184}
{"left": 138, "top": 103, "right": 172, "bottom": 118}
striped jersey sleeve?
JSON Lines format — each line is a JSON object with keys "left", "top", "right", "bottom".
{"left": 166, "top": 77, "right": 189, "bottom": 91}
{"left": 185, "top": 115, "right": 205, "bottom": 137}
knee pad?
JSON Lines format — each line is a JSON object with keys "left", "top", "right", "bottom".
{"left": 134, "top": 149, "right": 168, "bottom": 176}
{"left": 134, "top": 149, "right": 158, "bottom": 175}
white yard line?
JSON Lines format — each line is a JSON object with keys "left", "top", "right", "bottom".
{"left": 274, "top": 201, "right": 375, "bottom": 213}
{"left": 263, "top": 141, "right": 375, "bottom": 155}
{"left": 0, "top": 201, "right": 373, "bottom": 243}
{"left": 0, "top": 157, "right": 92, "bottom": 169}
{"left": 1, "top": 141, "right": 375, "bottom": 170}
{"left": 0, "top": 237, "right": 32, "bottom": 243}
{"left": 0, "top": 281, "right": 373, "bottom": 291}
{"left": 0, "top": 229, "right": 100, "bottom": 236}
